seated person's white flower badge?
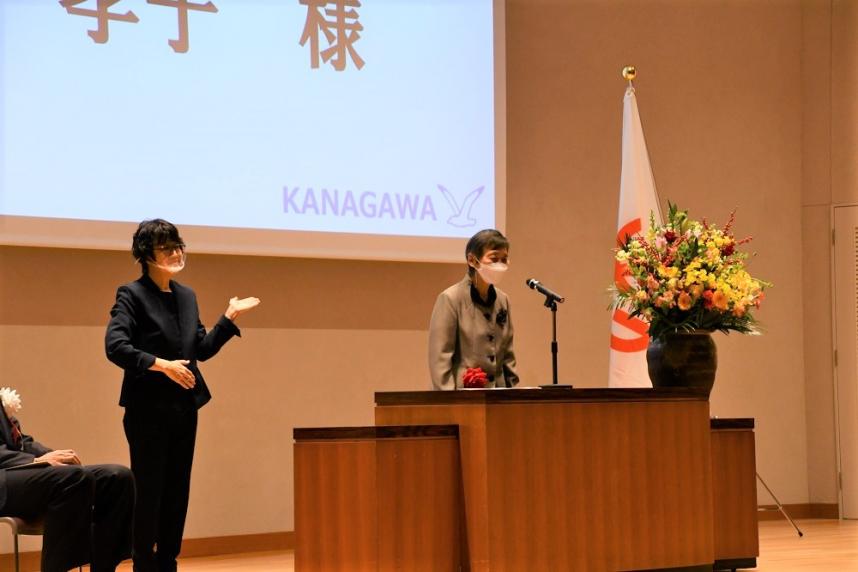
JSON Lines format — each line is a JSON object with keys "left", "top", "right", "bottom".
{"left": 0, "top": 387, "right": 24, "bottom": 449}
{"left": 0, "top": 387, "right": 22, "bottom": 418}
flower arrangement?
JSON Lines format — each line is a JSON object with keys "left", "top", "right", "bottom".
{"left": 0, "top": 387, "right": 22, "bottom": 418}
{"left": 612, "top": 203, "right": 769, "bottom": 341}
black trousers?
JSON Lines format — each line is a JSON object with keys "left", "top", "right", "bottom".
{"left": 123, "top": 406, "right": 197, "bottom": 572}
{"left": 0, "top": 464, "right": 134, "bottom": 572}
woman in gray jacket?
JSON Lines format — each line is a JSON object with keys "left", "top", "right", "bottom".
{"left": 428, "top": 229, "right": 520, "bottom": 390}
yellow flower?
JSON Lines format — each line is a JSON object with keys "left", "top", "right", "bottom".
{"left": 657, "top": 265, "right": 679, "bottom": 279}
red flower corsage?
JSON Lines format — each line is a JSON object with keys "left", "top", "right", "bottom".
{"left": 463, "top": 367, "right": 489, "bottom": 388}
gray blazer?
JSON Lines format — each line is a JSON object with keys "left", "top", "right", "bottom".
{"left": 428, "top": 275, "right": 519, "bottom": 390}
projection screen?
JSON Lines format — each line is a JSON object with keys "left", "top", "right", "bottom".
{"left": 0, "top": 0, "right": 505, "bottom": 262}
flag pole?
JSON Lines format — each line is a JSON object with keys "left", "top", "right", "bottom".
{"left": 620, "top": 65, "right": 663, "bottom": 222}
{"left": 609, "top": 64, "right": 665, "bottom": 387}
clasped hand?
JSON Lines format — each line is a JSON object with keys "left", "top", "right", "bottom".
{"left": 152, "top": 358, "right": 196, "bottom": 389}
{"left": 35, "top": 449, "right": 81, "bottom": 466}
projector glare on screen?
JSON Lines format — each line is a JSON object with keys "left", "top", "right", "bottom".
{"left": 0, "top": 0, "right": 505, "bottom": 262}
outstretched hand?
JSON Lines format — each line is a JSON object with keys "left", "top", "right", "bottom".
{"left": 225, "top": 296, "right": 261, "bottom": 323}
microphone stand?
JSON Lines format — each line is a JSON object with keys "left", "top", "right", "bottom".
{"left": 546, "top": 296, "right": 559, "bottom": 385}
{"left": 539, "top": 294, "right": 572, "bottom": 388}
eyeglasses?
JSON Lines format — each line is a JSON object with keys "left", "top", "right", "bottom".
{"left": 154, "top": 243, "right": 185, "bottom": 254}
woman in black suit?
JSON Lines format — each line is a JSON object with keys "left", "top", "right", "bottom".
{"left": 105, "top": 219, "right": 259, "bottom": 572}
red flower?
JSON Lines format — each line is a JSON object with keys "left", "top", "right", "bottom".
{"left": 463, "top": 367, "right": 489, "bottom": 388}
{"left": 9, "top": 417, "right": 22, "bottom": 449}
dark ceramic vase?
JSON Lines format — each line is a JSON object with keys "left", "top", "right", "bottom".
{"left": 646, "top": 331, "right": 717, "bottom": 396}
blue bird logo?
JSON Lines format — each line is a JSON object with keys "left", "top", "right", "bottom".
{"left": 437, "top": 185, "right": 484, "bottom": 227}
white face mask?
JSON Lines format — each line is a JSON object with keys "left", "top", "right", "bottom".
{"left": 149, "top": 252, "right": 186, "bottom": 275}
{"left": 476, "top": 262, "right": 508, "bottom": 286}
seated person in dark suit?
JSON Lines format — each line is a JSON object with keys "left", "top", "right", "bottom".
{"left": 0, "top": 388, "right": 134, "bottom": 572}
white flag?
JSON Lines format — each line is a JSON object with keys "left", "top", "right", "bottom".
{"left": 609, "top": 86, "right": 663, "bottom": 388}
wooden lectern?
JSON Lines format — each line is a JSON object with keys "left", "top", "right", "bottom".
{"left": 294, "top": 388, "right": 759, "bottom": 571}
{"left": 375, "top": 388, "right": 715, "bottom": 572}
{"left": 710, "top": 418, "right": 758, "bottom": 571}
{"left": 294, "top": 425, "right": 462, "bottom": 571}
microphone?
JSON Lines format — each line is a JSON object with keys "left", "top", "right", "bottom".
{"left": 525, "top": 278, "right": 565, "bottom": 303}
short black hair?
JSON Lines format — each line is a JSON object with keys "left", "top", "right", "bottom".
{"left": 465, "top": 229, "right": 509, "bottom": 276}
{"left": 131, "top": 219, "right": 184, "bottom": 275}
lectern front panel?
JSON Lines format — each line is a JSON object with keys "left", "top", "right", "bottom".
{"left": 375, "top": 388, "right": 714, "bottom": 572}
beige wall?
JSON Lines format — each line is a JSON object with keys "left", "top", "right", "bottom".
{"left": 0, "top": 0, "right": 849, "bottom": 548}
{"left": 801, "top": 0, "right": 858, "bottom": 505}
{"left": 802, "top": 0, "right": 836, "bottom": 505}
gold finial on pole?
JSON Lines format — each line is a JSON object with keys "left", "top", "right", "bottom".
{"left": 622, "top": 65, "right": 636, "bottom": 84}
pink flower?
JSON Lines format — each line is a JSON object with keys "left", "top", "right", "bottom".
{"left": 656, "top": 293, "right": 675, "bottom": 309}
{"left": 646, "top": 275, "right": 659, "bottom": 292}
{"left": 753, "top": 291, "right": 765, "bottom": 308}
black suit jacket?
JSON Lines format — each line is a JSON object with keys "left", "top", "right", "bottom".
{"left": 105, "top": 275, "right": 240, "bottom": 410}
{"left": 0, "top": 411, "right": 52, "bottom": 508}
